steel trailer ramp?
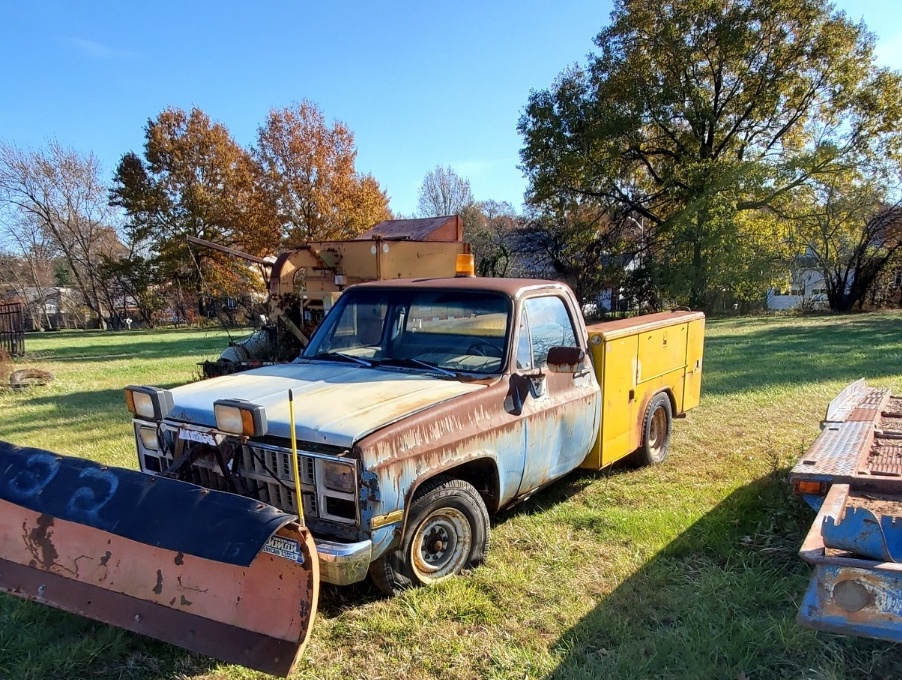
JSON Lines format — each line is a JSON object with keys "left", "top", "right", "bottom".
{"left": 0, "top": 440, "right": 319, "bottom": 677}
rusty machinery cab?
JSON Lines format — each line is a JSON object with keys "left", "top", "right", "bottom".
{"left": 203, "top": 217, "right": 470, "bottom": 377}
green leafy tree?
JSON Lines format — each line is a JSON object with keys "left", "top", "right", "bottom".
{"left": 791, "top": 170, "right": 902, "bottom": 311}
{"left": 517, "top": 200, "right": 627, "bottom": 306}
{"left": 519, "top": 0, "right": 902, "bottom": 308}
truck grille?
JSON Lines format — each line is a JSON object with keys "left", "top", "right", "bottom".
{"left": 135, "top": 422, "right": 355, "bottom": 524}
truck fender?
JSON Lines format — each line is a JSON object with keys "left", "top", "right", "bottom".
{"left": 397, "top": 454, "right": 500, "bottom": 539}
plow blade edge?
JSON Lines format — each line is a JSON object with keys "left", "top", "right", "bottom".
{"left": 0, "top": 441, "right": 319, "bottom": 677}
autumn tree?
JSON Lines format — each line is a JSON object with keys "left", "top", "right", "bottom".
{"left": 110, "top": 107, "right": 279, "bottom": 312}
{"left": 416, "top": 165, "right": 475, "bottom": 218}
{"left": 519, "top": 0, "right": 902, "bottom": 309}
{"left": 256, "top": 101, "right": 391, "bottom": 243}
{"left": 0, "top": 140, "right": 123, "bottom": 326}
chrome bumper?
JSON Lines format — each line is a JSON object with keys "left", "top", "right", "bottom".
{"left": 315, "top": 538, "right": 372, "bottom": 585}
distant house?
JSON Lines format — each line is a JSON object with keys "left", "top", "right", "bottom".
{"left": 16, "top": 287, "right": 81, "bottom": 330}
{"left": 766, "top": 261, "right": 830, "bottom": 311}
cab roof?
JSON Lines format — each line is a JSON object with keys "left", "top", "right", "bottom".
{"left": 352, "top": 276, "right": 571, "bottom": 298}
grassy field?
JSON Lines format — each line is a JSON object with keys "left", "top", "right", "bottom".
{"left": 1, "top": 315, "right": 902, "bottom": 680}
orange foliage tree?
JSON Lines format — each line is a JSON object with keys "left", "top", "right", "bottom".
{"left": 256, "top": 101, "right": 391, "bottom": 244}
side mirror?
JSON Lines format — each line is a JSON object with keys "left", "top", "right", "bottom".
{"left": 546, "top": 346, "right": 586, "bottom": 373}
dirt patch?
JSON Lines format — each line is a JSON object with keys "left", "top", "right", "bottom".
{"left": 847, "top": 491, "right": 902, "bottom": 519}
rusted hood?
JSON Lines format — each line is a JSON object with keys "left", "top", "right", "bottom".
{"left": 167, "top": 363, "right": 486, "bottom": 447}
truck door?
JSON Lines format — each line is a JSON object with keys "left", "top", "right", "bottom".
{"left": 515, "top": 295, "right": 600, "bottom": 495}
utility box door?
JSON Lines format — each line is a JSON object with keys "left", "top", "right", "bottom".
{"left": 682, "top": 317, "right": 705, "bottom": 411}
{"left": 582, "top": 334, "right": 638, "bottom": 469}
{"left": 638, "top": 324, "right": 688, "bottom": 385}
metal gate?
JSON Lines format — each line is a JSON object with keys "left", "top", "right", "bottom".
{"left": 0, "top": 302, "right": 24, "bottom": 357}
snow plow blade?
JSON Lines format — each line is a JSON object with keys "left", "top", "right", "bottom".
{"left": 0, "top": 440, "right": 319, "bottom": 677}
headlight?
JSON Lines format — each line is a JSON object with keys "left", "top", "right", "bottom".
{"left": 125, "top": 386, "right": 173, "bottom": 421}
{"left": 214, "top": 399, "right": 268, "bottom": 437}
{"left": 322, "top": 460, "right": 356, "bottom": 493}
{"left": 137, "top": 426, "right": 159, "bottom": 451}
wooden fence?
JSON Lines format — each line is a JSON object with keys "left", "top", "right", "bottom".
{"left": 0, "top": 302, "right": 25, "bottom": 357}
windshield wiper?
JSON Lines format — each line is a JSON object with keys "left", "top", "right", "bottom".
{"left": 376, "top": 357, "right": 456, "bottom": 377}
{"left": 312, "top": 352, "right": 372, "bottom": 367}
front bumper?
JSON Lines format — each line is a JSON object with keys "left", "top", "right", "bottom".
{"left": 315, "top": 538, "right": 373, "bottom": 585}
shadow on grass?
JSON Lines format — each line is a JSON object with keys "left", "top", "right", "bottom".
{"left": 545, "top": 470, "right": 902, "bottom": 680}
{"left": 22, "top": 328, "right": 242, "bottom": 364}
{"left": 0, "top": 595, "right": 219, "bottom": 680}
{"left": 704, "top": 315, "right": 902, "bottom": 396}
{"left": 0, "top": 388, "right": 186, "bottom": 443}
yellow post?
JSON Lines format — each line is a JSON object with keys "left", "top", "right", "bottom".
{"left": 288, "top": 389, "right": 305, "bottom": 524}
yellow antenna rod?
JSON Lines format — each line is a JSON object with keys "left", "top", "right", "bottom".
{"left": 288, "top": 389, "right": 305, "bottom": 524}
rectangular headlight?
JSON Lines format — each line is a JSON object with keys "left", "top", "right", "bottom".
{"left": 125, "top": 385, "right": 173, "bottom": 421}
{"left": 322, "top": 460, "right": 356, "bottom": 493}
{"left": 137, "top": 426, "right": 159, "bottom": 451}
{"left": 214, "top": 399, "right": 268, "bottom": 437}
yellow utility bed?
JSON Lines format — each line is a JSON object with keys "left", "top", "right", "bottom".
{"left": 581, "top": 310, "right": 705, "bottom": 469}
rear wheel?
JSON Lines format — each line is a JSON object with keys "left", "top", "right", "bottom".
{"left": 369, "top": 476, "right": 490, "bottom": 596}
{"left": 637, "top": 393, "right": 673, "bottom": 466}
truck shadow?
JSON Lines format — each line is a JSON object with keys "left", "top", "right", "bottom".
{"left": 542, "top": 470, "right": 902, "bottom": 679}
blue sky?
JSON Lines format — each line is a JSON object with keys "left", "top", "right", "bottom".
{"left": 1, "top": 1, "right": 900, "bottom": 218}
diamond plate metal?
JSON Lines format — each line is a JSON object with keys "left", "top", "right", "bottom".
{"left": 791, "top": 422, "right": 873, "bottom": 483}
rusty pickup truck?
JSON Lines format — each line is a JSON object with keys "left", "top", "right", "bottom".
{"left": 0, "top": 276, "right": 704, "bottom": 676}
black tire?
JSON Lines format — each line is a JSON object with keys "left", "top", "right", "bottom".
{"left": 369, "top": 475, "right": 490, "bottom": 596}
{"left": 637, "top": 392, "right": 673, "bottom": 466}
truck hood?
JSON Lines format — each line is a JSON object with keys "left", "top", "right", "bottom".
{"left": 166, "top": 362, "right": 486, "bottom": 448}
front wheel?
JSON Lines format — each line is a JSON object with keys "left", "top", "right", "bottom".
{"left": 637, "top": 392, "right": 673, "bottom": 466}
{"left": 369, "top": 476, "right": 490, "bottom": 596}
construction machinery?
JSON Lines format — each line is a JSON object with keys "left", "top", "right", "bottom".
{"left": 194, "top": 216, "right": 470, "bottom": 376}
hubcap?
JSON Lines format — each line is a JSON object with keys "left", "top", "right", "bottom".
{"left": 410, "top": 507, "right": 472, "bottom": 583}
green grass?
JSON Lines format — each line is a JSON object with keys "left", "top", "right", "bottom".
{"left": 2, "top": 315, "right": 902, "bottom": 680}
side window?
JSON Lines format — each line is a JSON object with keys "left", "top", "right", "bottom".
{"left": 523, "top": 296, "right": 578, "bottom": 366}
{"left": 516, "top": 308, "right": 532, "bottom": 370}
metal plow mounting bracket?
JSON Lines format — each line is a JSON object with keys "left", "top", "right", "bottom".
{"left": 822, "top": 506, "right": 902, "bottom": 563}
{"left": 0, "top": 441, "right": 319, "bottom": 677}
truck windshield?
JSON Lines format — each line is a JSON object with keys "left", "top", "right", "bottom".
{"left": 302, "top": 289, "right": 511, "bottom": 374}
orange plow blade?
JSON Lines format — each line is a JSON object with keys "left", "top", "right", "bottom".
{"left": 0, "top": 441, "right": 319, "bottom": 677}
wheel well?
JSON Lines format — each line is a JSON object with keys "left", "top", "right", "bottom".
{"left": 407, "top": 458, "right": 501, "bottom": 515}
{"left": 661, "top": 388, "right": 677, "bottom": 415}
{"left": 644, "top": 388, "right": 676, "bottom": 417}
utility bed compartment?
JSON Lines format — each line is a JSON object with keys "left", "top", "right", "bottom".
{"left": 581, "top": 310, "right": 705, "bottom": 469}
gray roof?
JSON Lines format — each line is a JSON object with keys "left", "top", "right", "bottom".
{"left": 355, "top": 216, "right": 462, "bottom": 242}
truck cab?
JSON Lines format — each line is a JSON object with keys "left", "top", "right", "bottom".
{"left": 126, "top": 277, "right": 703, "bottom": 595}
